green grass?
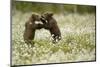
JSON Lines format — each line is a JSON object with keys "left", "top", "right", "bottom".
{"left": 12, "top": 11, "right": 96, "bottom": 65}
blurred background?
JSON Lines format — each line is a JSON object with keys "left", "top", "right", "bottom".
{"left": 12, "top": 1, "right": 96, "bottom": 14}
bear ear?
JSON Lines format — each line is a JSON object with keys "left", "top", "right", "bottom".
{"left": 48, "top": 13, "right": 53, "bottom": 16}
{"left": 31, "top": 14, "right": 35, "bottom": 18}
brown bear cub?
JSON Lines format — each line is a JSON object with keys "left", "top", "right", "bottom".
{"left": 23, "top": 14, "right": 44, "bottom": 45}
{"left": 41, "top": 12, "right": 61, "bottom": 43}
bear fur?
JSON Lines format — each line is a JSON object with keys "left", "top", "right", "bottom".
{"left": 41, "top": 12, "right": 61, "bottom": 43}
{"left": 23, "top": 14, "right": 44, "bottom": 44}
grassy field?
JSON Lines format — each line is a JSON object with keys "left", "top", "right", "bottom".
{"left": 12, "top": 11, "right": 96, "bottom": 65}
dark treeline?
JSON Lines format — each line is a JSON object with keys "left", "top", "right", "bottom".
{"left": 12, "top": 1, "right": 96, "bottom": 14}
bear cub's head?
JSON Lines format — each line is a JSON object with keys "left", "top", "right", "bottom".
{"left": 41, "top": 12, "right": 53, "bottom": 21}
{"left": 31, "top": 14, "right": 40, "bottom": 21}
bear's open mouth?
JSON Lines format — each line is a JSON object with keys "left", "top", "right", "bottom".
{"left": 41, "top": 16, "right": 45, "bottom": 20}
{"left": 41, "top": 16, "right": 48, "bottom": 24}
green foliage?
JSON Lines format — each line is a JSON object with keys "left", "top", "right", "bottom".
{"left": 12, "top": 1, "right": 96, "bottom": 14}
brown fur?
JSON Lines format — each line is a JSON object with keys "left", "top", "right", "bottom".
{"left": 41, "top": 13, "right": 61, "bottom": 43}
{"left": 23, "top": 14, "right": 44, "bottom": 44}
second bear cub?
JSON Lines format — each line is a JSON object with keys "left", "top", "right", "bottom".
{"left": 41, "top": 12, "right": 61, "bottom": 43}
